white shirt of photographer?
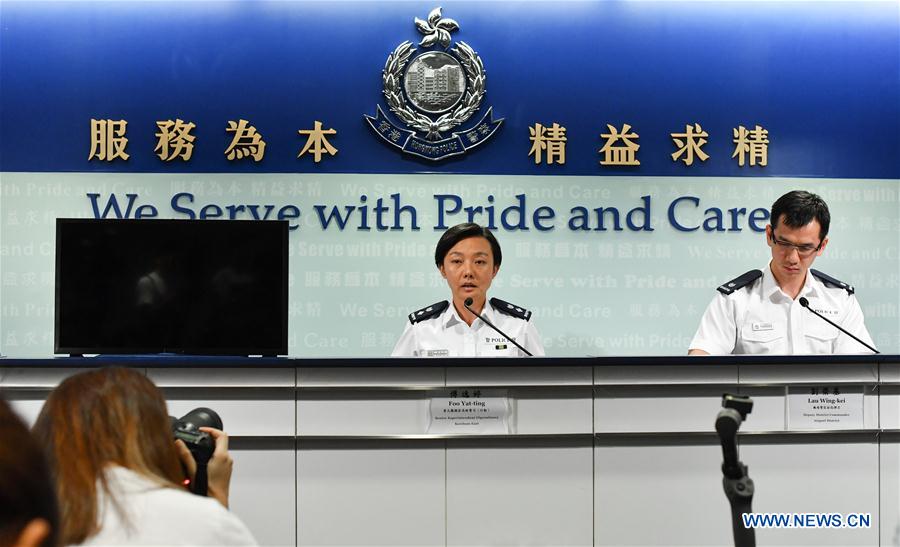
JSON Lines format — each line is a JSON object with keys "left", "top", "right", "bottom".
{"left": 689, "top": 264, "right": 875, "bottom": 355}
{"left": 85, "top": 466, "right": 257, "bottom": 546}
{"left": 391, "top": 301, "right": 545, "bottom": 357}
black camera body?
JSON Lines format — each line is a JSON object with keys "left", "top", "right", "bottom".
{"left": 170, "top": 408, "right": 222, "bottom": 495}
{"left": 173, "top": 424, "right": 215, "bottom": 462}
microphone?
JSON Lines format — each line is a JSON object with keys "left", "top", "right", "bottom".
{"left": 463, "top": 297, "right": 533, "bottom": 357}
{"left": 798, "top": 297, "right": 879, "bottom": 354}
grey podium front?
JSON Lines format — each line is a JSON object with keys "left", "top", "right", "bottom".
{"left": 1, "top": 355, "right": 895, "bottom": 546}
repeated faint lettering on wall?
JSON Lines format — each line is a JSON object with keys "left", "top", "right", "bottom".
{"left": 1, "top": 174, "right": 897, "bottom": 357}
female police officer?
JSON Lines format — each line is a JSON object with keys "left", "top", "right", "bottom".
{"left": 391, "top": 223, "right": 545, "bottom": 357}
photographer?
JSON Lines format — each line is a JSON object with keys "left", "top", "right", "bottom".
{"left": 31, "top": 367, "right": 256, "bottom": 546}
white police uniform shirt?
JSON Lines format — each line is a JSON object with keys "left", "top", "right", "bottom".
{"left": 689, "top": 264, "right": 875, "bottom": 355}
{"left": 391, "top": 298, "right": 545, "bottom": 357}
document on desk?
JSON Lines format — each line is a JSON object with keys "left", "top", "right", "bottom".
{"left": 427, "top": 389, "right": 510, "bottom": 434}
{"left": 786, "top": 385, "right": 864, "bottom": 430}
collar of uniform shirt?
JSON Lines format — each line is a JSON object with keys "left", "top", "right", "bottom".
{"left": 762, "top": 263, "right": 820, "bottom": 302}
{"left": 804, "top": 271, "right": 824, "bottom": 298}
{"left": 442, "top": 300, "right": 496, "bottom": 329}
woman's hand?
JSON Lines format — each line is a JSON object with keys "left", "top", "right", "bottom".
{"left": 174, "top": 427, "right": 234, "bottom": 509}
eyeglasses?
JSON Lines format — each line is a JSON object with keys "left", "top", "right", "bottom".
{"left": 770, "top": 233, "right": 821, "bottom": 257}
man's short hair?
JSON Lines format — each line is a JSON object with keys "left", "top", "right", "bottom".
{"left": 434, "top": 223, "right": 502, "bottom": 268}
{"left": 770, "top": 190, "right": 831, "bottom": 241}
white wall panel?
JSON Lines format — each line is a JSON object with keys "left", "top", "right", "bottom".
{"left": 881, "top": 436, "right": 900, "bottom": 546}
{"left": 297, "top": 391, "right": 429, "bottom": 435}
{"left": 150, "top": 367, "right": 294, "bottom": 387}
{"left": 298, "top": 366, "right": 444, "bottom": 387}
{"left": 0, "top": 366, "right": 100, "bottom": 387}
{"left": 594, "top": 438, "right": 731, "bottom": 546}
{"left": 864, "top": 387, "right": 880, "bottom": 429}
{"left": 740, "top": 362, "right": 878, "bottom": 384}
{"left": 883, "top": 363, "right": 900, "bottom": 383}
{"left": 884, "top": 385, "right": 900, "bottom": 430}
{"left": 164, "top": 388, "right": 295, "bottom": 437}
{"left": 512, "top": 387, "right": 592, "bottom": 434}
{"left": 740, "top": 437, "right": 879, "bottom": 546}
{"left": 447, "top": 440, "right": 593, "bottom": 546}
{"left": 447, "top": 365, "right": 592, "bottom": 386}
{"left": 595, "top": 385, "right": 735, "bottom": 433}
{"left": 229, "top": 439, "right": 296, "bottom": 547}
{"left": 738, "top": 386, "right": 789, "bottom": 432}
{"left": 297, "top": 441, "right": 445, "bottom": 546}
{"left": 595, "top": 364, "right": 737, "bottom": 385}
{"left": 3, "top": 391, "right": 48, "bottom": 427}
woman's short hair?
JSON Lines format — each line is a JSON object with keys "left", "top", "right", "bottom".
{"left": 32, "top": 367, "right": 183, "bottom": 545}
{"left": 434, "top": 223, "right": 502, "bottom": 268}
{"left": 0, "top": 397, "right": 59, "bottom": 547}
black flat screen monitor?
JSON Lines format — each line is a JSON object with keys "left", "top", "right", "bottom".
{"left": 55, "top": 219, "right": 288, "bottom": 356}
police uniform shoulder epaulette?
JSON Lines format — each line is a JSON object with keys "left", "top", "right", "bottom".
{"left": 408, "top": 301, "right": 449, "bottom": 324}
{"left": 811, "top": 269, "right": 855, "bottom": 295}
{"left": 716, "top": 270, "right": 763, "bottom": 295}
{"left": 489, "top": 297, "right": 533, "bottom": 321}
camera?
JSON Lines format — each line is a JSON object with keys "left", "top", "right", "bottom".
{"left": 170, "top": 408, "right": 223, "bottom": 495}
{"left": 170, "top": 407, "right": 222, "bottom": 464}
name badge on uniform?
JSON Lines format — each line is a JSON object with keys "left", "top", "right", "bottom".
{"left": 486, "top": 336, "right": 510, "bottom": 351}
{"left": 751, "top": 322, "right": 774, "bottom": 332}
{"left": 426, "top": 349, "right": 449, "bottom": 357}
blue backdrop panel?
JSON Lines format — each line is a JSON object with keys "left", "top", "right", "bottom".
{"left": 1, "top": 1, "right": 898, "bottom": 177}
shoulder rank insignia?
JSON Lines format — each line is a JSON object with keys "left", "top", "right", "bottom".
{"left": 490, "top": 297, "right": 533, "bottom": 321}
{"left": 716, "top": 270, "right": 763, "bottom": 295}
{"left": 408, "top": 300, "right": 449, "bottom": 324}
{"left": 811, "top": 269, "right": 855, "bottom": 295}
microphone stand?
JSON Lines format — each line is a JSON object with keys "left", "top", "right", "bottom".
{"left": 463, "top": 297, "right": 533, "bottom": 356}
{"left": 716, "top": 395, "right": 755, "bottom": 547}
{"left": 798, "top": 297, "right": 879, "bottom": 353}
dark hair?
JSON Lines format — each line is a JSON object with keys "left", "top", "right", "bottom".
{"left": 770, "top": 190, "right": 830, "bottom": 241}
{"left": 434, "top": 223, "right": 502, "bottom": 268}
{"left": 0, "top": 397, "right": 59, "bottom": 547}
{"left": 32, "top": 367, "right": 184, "bottom": 545}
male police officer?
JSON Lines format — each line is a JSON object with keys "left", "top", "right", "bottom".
{"left": 689, "top": 190, "right": 875, "bottom": 355}
{"left": 391, "top": 223, "right": 544, "bottom": 357}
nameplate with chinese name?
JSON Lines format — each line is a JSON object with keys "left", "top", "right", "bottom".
{"left": 787, "top": 385, "right": 864, "bottom": 430}
{"left": 427, "top": 389, "right": 510, "bottom": 434}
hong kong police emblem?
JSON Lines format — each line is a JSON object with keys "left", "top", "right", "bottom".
{"left": 365, "top": 7, "right": 502, "bottom": 161}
